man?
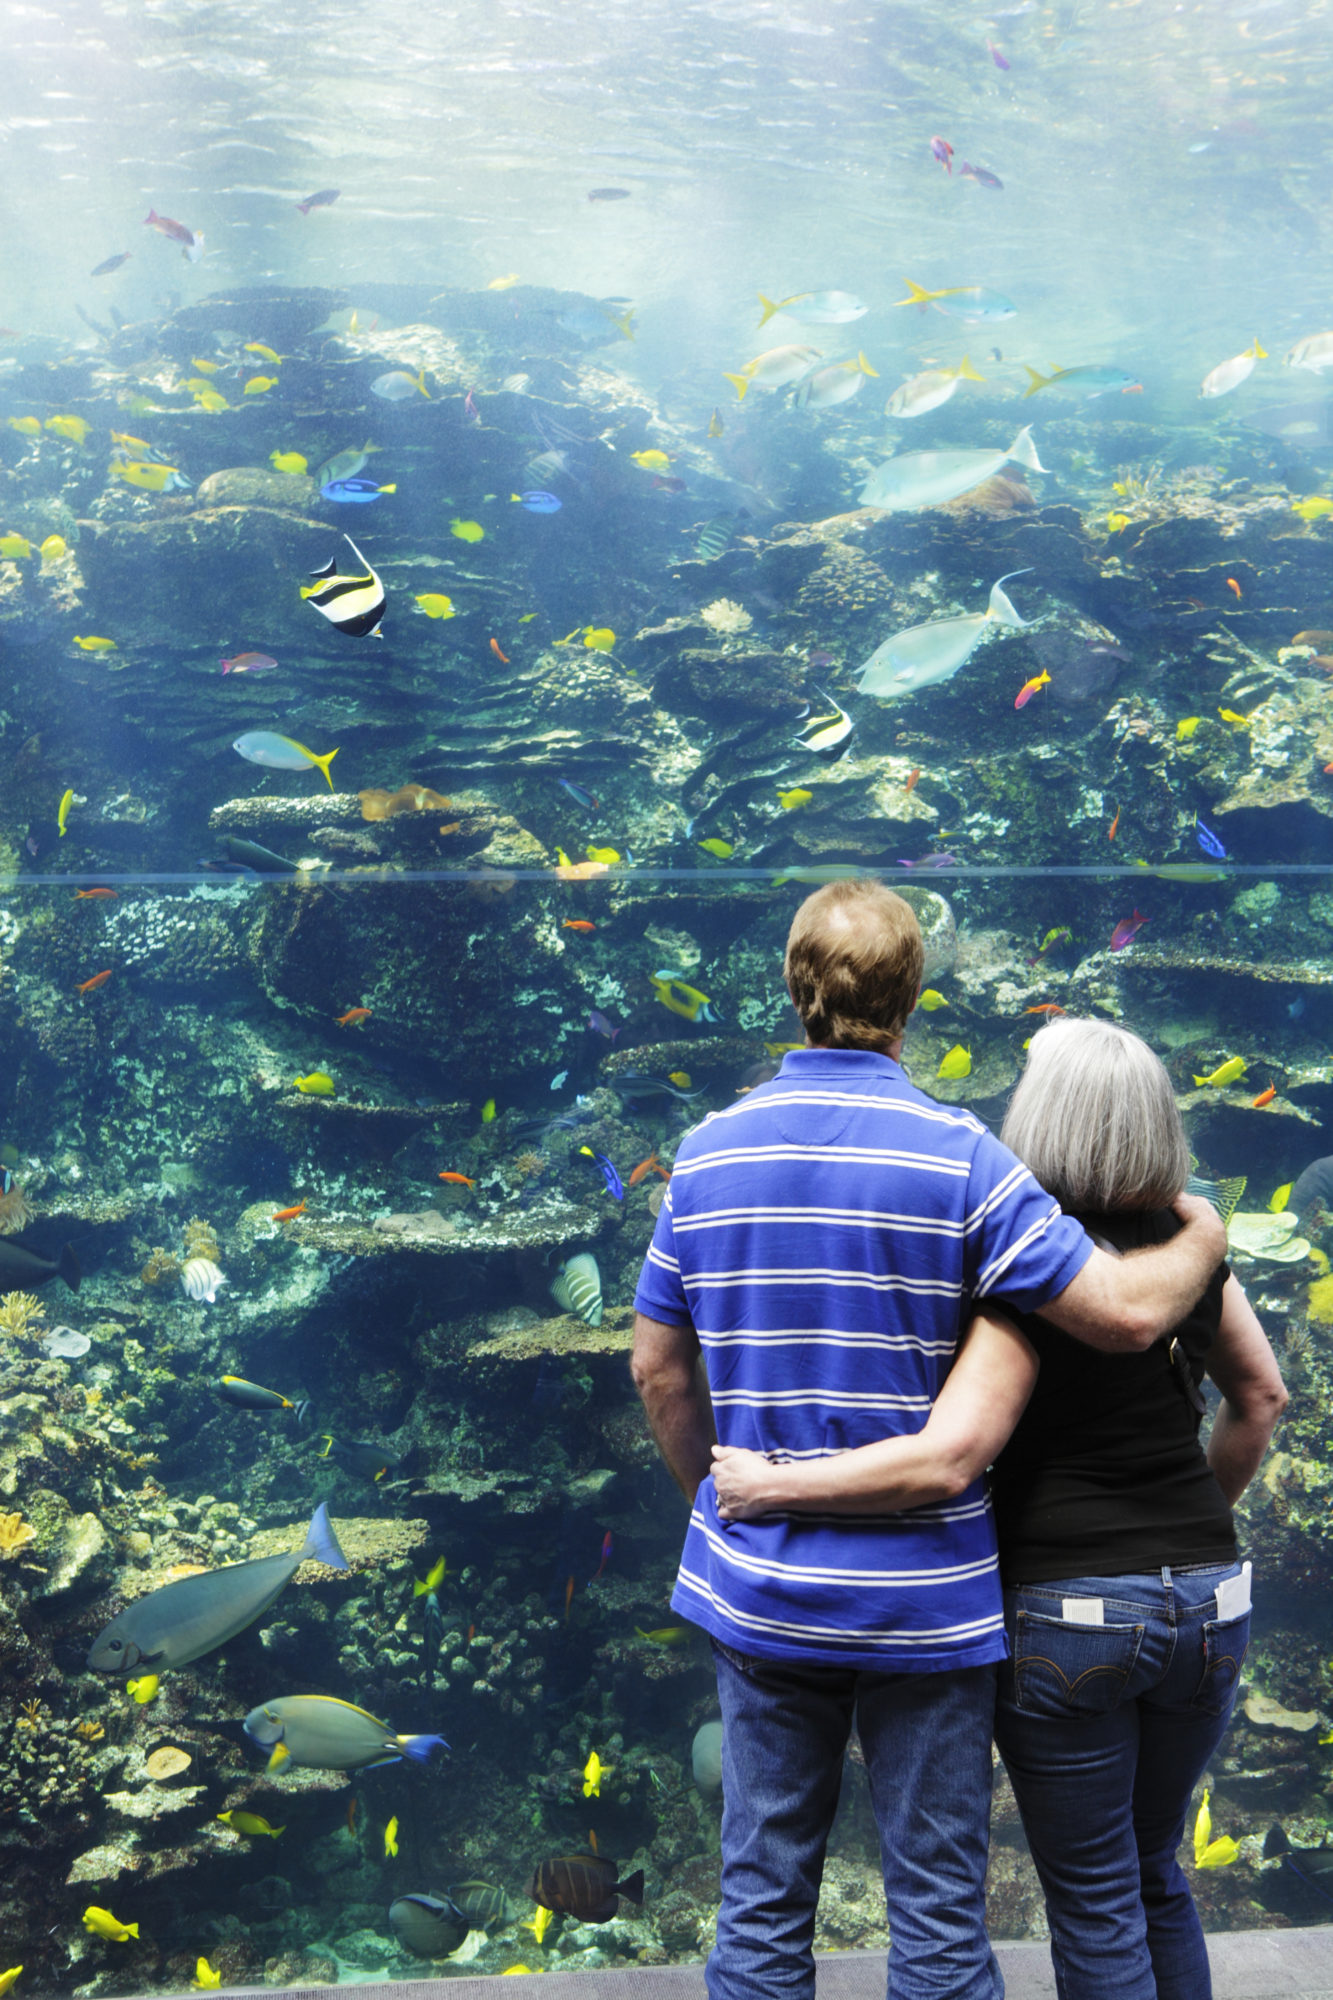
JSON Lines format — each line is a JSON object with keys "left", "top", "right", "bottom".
{"left": 631, "top": 880, "right": 1227, "bottom": 2000}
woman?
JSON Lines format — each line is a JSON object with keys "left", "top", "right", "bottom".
{"left": 712, "top": 1017, "right": 1287, "bottom": 2000}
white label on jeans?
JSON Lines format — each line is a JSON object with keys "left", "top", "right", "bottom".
{"left": 1062, "top": 1598, "right": 1104, "bottom": 1625}
{"left": 1214, "top": 1562, "right": 1252, "bottom": 1621}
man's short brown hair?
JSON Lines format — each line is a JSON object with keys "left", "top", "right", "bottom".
{"left": 784, "top": 881, "right": 924, "bottom": 1055}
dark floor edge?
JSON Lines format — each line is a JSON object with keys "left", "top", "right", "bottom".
{"left": 130, "top": 1924, "right": 1333, "bottom": 2000}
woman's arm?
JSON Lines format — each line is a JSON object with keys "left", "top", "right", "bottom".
{"left": 1205, "top": 1274, "right": 1288, "bottom": 1504}
{"left": 711, "top": 1311, "right": 1038, "bottom": 1521}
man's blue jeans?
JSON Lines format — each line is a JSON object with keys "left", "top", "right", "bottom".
{"left": 707, "top": 1639, "right": 1004, "bottom": 2000}
{"left": 994, "top": 1562, "right": 1251, "bottom": 2000}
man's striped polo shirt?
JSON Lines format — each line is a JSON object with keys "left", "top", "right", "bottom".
{"left": 634, "top": 1046, "right": 1092, "bottom": 1673}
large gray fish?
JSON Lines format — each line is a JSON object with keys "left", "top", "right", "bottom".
{"left": 0, "top": 1239, "right": 79, "bottom": 1297}
{"left": 243, "top": 1693, "right": 448, "bottom": 1772}
{"left": 858, "top": 426, "right": 1045, "bottom": 512}
{"left": 389, "top": 1895, "right": 468, "bottom": 1959}
{"left": 86, "top": 1503, "right": 346, "bottom": 1673}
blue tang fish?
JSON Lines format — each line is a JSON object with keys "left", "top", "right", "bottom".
{"left": 579, "top": 1146, "right": 625, "bottom": 1201}
{"left": 321, "top": 477, "right": 397, "bottom": 504}
{"left": 513, "top": 490, "right": 562, "bottom": 513}
{"left": 1195, "top": 819, "right": 1228, "bottom": 860}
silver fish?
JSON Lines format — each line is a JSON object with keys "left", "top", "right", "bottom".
{"left": 859, "top": 426, "right": 1045, "bottom": 512}
{"left": 858, "top": 573, "right": 1033, "bottom": 700}
{"left": 87, "top": 1504, "right": 347, "bottom": 1673}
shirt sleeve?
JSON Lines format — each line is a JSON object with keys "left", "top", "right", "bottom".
{"left": 633, "top": 1184, "right": 694, "bottom": 1326}
{"left": 964, "top": 1128, "right": 1093, "bottom": 1312}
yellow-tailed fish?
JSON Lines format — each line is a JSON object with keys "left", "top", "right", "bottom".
{"left": 82, "top": 1908, "right": 138, "bottom": 1942}
{"left": 193, "top": 1961, "right": 222, "bottom": 1989}
{"left": 668, "top": 1072, "right": 692, "bottom": 1088}
{"left": 245, "top": 343, "right": 285, "bottom": 364}
{"left": 57, "top": 789, "right": 75, "bottom": 836}
{"left": 293, "top": 1072, "right": 336, "bottom": 1096}
{"left": 39, "top": 535, "right": 67, "bottom": 561}
{"left": 1193, "top": 1057, "right": 1247, "bottom": 1088}
{"left": 585, "top": 845, "right": 620, "bottom": 865}
{"left": 523, "top": 1907, "right": 553, "bottom": 1946}
{"left": 45, "top": 415, "right": 91, "bottom": 445}
{"left": 582, "top": 1750, "right": 603, "bottom": 1798}
{"left": 635, "top": 1624, "right": 692, "bottom": 1646}
{"left": 414, "top": 1556, "right": 448, "bottom": 1595}
{"left": 1270, "top": 1184, "right": 1293, "bottom": 1213}
{"left": 1201, "top": 338, "right": 1265, "bottom": 399}
{"left": 73, "top": 635, "right": 116, "bottom": 651}
{"left": 583, "top": 627, "right": 615, "bottom": 651}
{"left": 697, "top": 838, "right": 735, "bottom": 858}
{"left": 885, "top": 355, "right": 984, "bottom": 420}
{"left": 1217, "top": 708, "right": 1251, "bottom": 728}
{"left": 217, "top": 1810, "right": 285, "bottom": 1837}
{"left": 450, "top": 518, "right": 485, "bottom": 542}
{"left": 110, "top": 460, "right": 188, "bottom": 493}
{"left": 243, "top": 375, "right": 279, "bottom": 395}
{"left": 650, "top": 973, "right": 716, "bottom": 1022}
{"left": 190, "top": 357, "right": 219, "bottom": 374}
{"left": 631, "top": 449, "right": 670, "bottom": 472}
{"left": 1106, "top": 511, "right": 1132, "bottom": 533}
{"left": 6, "top": 417, "right": 40, "bottom": 436}
{"left": 917, "top": 990, "right": 948, "bottom": 1011}
{"left": 195, "top": 391, "right": 229, "bottom": 413}
{"left": 0, "top": 534, "right": 31, "bottom": 558}
{"left": 936, "top": 1045, "right": 972, "bottom": 1080}
{"left": 270, "top": 450, "right": 308, "bottom": 475}
{"left": 1292, "top": 496, "right": 1333, "bottom": 522}
{"left": 415, "top": 592, "right": 455, "bottom": 619}
{"left": 384, "top": 1815, "right": 399, "bottom": 1858}
{"left": 1193, "top": 1787, "right": 1239, "bottom": 1867}
{"left": 126, "top": 1674, "right": 159, "bottom": 1703}
{"left": 0, "top": 1970, "right": 21, "bottom": 1997}
{"left": 1176, "top": 717, "right": 1201, "bottom": 740}
{"left": 776, "top": 788, "right": 812, "bottom": 809}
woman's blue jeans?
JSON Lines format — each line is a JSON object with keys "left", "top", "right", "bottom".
{"left": 707, "top": 1638, "right": 1004, "bottom": 2000}
{"left": 994, "top": 1561, "right": 1251, "bottom": 2000}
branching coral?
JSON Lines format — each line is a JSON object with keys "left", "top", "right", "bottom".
{"left": 0, "top": 1292, "right": 44, "bottom": 1340}
{"left": 183, "top": 1216, "right": 220, "bottom": 1264}
{"left": 140, "top": 1247, "right": 181, "bottom": 1287}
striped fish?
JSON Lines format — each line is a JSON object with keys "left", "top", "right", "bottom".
{"left": 695, "top": 516, "right": 734, "bottom": 561}
{"left": 446, "top": 1881, "right": 521, "bottom": 1928}
{"left": 550, "top": 1251, "right": 602, "bottom": 1326}
{"left": 300, "top": 534, "right": 386, "bottom": 638}
{"left": 528, "top": 1851, "right": 644, "bottom": 1924}
{"left": 1185, "top": 1172, "right": 1247, "bottom": 1226}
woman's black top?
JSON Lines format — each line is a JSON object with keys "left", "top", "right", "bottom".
{"left": 989, "top": 1205, "right": 1237, "bottom": 1585}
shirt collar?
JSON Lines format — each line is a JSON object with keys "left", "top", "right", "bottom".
{"left": 777, "top": 1047, "right": 905, "bottom": 1081}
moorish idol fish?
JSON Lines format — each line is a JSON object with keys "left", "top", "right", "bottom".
{"left": 300, "top": 535, "right": 386, "bottom": 638}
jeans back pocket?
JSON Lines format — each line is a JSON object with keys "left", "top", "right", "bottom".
{"left": 1194, "top": 1609, "right": 1251, "bottom": 1718}
{"left": 1012, "top": 1608, "right": 1145, "bottom": 1717}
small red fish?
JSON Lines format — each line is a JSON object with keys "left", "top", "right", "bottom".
{"left": 1014, "top": 668, "right": 1051, "bottom": 710}
{"left": 272, "top": 1201, "right": 307, "bottom": 1222}
{"left": 591, "top": 1531, "right": 613, "bottom": 1582}
{"left": 987, "top": 40, "right": 1010, "bottom": 69}
{"left": 930, "top": 135, "right": 955, "bottom": 173}
{"left": 564, "top": 1575, "right": 575, "bottom": 1623}
{"left": 76, "top": 969, "right": 112, "bottom": 994}
{"left": 564, "top": 920, "right": 595, "bottom": 933}
{"left": 904, "top": 768, "right": 921, "bottom": 795}
{"left": 1109, "top": 910, "right": 1149, "bottom": 953}
{"left": 589, "top": 1829, "right": 599, "bottom": 1854}
{"left": 1108, "top": 805, "right": 1121, "bottom": 842}
{"left": 489, "top": 637, "right": 510, "bottom": 663}
{"left": 73, "top": 887, "right": 118, "bottom": 900}
{"left": 347, "top": 1798, "right": 358, "bottom": 1835}
{"left": 463, "top": 388, "right": 479, "bottom": 424}
{"left": 438, "top": 1171, "right": 475, "bottom": 1187}
{"left": 1184, "top": 596, "right": 1207, "bottom": 611}
{"left": 1226, "top": 577, "right": 1242, "bottom": 599}
{"left": 1251, "top": 1085, "right": 1276, "bottom": 1107}
{"left": 466, "top": 1624, "right": 476, "bottom": 1644}
{"left": 336, "top": 1007, "right": 372, "bottom": 1026}
{"left": 1024, "top": 1004, "right": 1067, "bottom": 1016}
{"left": 628, "top": 1152, "right": 660, "bottom": 1187}
{"left": 143, "top": 207, "right": 195, "bottom": 246}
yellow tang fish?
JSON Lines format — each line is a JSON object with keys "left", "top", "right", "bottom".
{"left": 217, "top": 1810, "right": 285, "bottom": 1838}
{"left": 1192, "top": 1787, "right": 1240, "bottom": 1868}
{"left": 193, "top": 1961, "right": 222, "bottom": 1989}
{"left": 0, "top": 534, "right": 31, "bottom": 558}
{"left": 582, "top": 1750, "right": 602, "bottom": 1798}
{"left": 668, "top": 1072, "right": 692, "bottom": 1089}
{"left": 917, "top": 990, "right": 948, "bottom": 1011}
{"left": 0, "top": 1969, "right": 21, "bottom": 1997}
{"left": 583, "top": 627, "right": 615, "bottom": 651}
{"left": 126, "top": 1674, "right": 159, "bottom": 1703}
{"left": 631, "top": 449, "right": 670, "bottom": 472}
{"left": 190, "top": 357, "right": 219, "bottom": 374}
{"left": 245, "top": 342, "right": 284, "bottom": 364}
{"left": 450, "top": 518, "right": 485, "bottom": 542}
{"left": 195, "top": 391, "right": 229, "bottom": 413}
{"left": 185, "top": 378, "right": 218, "bottom": 397}
{"left": 415, "top": 592, "right": 455, "bottom": 619}
{"left": 6, "top": 417, "right": 40, "bottom": 436}
{"left": 45, "top": 415, "right": 91, "bottom": 444}
{"left": 1269, "top": 1183, "right": 1293, "bottom": 1213}
{"left": 1291, "top": 496, "right": 1333, "bottom": 521}
{"left": 1193, "top": 1056, "right": 1247, "bottom": 1089}
{"left": 585, "top": 845, "right": 620, "bottom": 865}
{"left": 1217, "top": 708, "right": 1251, "bottom": 728}
{"left": 522, "top": 1907, "right": 553, "bottom": 1946}
{"left": 270, "top": 450, "right": 307, "bottom": 475}
{"left": 384, "top": 1815, "right": 399, "bottom": 1858}
{"left": 292, "top": 1072, "right": 336, "bottom": 1096}
{"left": 1176, "top": 717, "right": 1201, "bottom": 741}
{"left": 936, "top": 1045, "right": 972, "bottom": 1080}
{"left": 697, "top": 838, "right": 734, "bottom": 858}
{"left": 73, "top": 635, "right": 116, "bottom": 651}
{"left": 776, "top": 788, "right": 812, "bottom": 809}
{"left": 481, "top": 1097, "right": 497, "bottom": 1123}
{"left": 415, "top": 1555, "right": 449, "bottom": 1594}
{"left": 244, "top": 375, "right": 279, "bottom": 395}
{"left": 39, "top": 535, "right": 67, "bottom": 561}
{"left": 82, "top": 1908, "right": 138, "bottom": 1942}
{"left": 635, "top": 1625, "right": 692, "bottom": 1647}
{"left": 1105, "top": 511, "right": 1132, "bottom": 533}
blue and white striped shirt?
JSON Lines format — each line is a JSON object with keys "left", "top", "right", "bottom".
{"left": 634, "top": 1048, "right": 1092, "bottom": 1672}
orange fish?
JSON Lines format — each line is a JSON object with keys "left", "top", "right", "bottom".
{"left": 1251, "top": 1085, "right": 1276, "bottom": 1107}
{"left": 904, "top": 768, "right": 921, "bottom": 795}
{"left": 73, "top": 887, "right": 117, "bottom": 900}
{"left": 272, "top": 1200, "right": 307, "bottom": 1222}
{"left": 466, "top": 1623, "right": 476, "bottom": 1643}
{"left": 336, "top": 1007, "right": 372, "bottom": 1027}
{"left": 438, "top": 1171, "right": 475, "bottom": 1187}
{"left": 1108, "top": 805, "right": 1121, "bottom": 842}
{"left": 589, "top": 1829, "right": 599, "bottom": 1854}
{"left": 346, "top": 1798, "right": 358, "bottom": 1835}
{"left": 438, "top": 821, "right": 462, "bottom": 835}
{"left": 628, "top": 1152, "right": 660, "bottom": 1187}
{"left": 1226, "top": 577, "right": 1242, "bottom": 599}
{"left": 564, "top": 920, "right": 595, "bottom": 934}
{"left": 76, "top": 969, "right": 112, "bottom": 994}
{"left": 1014, "top": 668, "right": 1052, "bottom": 710}
{"left": 489, "top": 637, "right": 510, "bottom": 663}
{"left": 1024, "top": 1004, "right": 1066, "bottom": 1016}
{"left": 564, "top": 1575, "right": 575, "bottom": 1623}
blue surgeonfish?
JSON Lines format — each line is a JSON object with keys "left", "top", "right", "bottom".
{"left": 86, "top": 1504, "right": 347, "bottom": 1673}
{"left": 858, "top": 573, "right": 1034, "bottom": 700}
{"left": 244, "top": 1693, "right": 448, "bottom": 1772}
{"left": 859, "top": 427, "right": 1046, "bottom": 512}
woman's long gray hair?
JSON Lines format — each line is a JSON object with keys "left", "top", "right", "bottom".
{"left": 1000, "top": 1016, "right": 1190, "bottom": 1212}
